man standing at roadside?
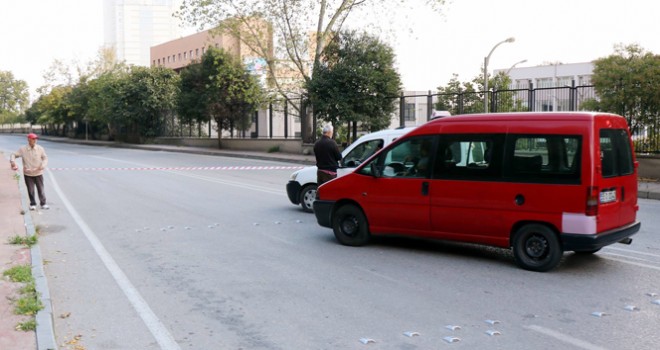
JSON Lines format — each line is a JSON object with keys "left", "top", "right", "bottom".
{"left": 314, "top": 124, "right": 343, "bottom": 186}
{"left": 10, "top": 133, "right": 49, "bottom": 210}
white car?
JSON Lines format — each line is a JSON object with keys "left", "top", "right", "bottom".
{"left": 286, "top": 127, "right": 416, "bottom": 212}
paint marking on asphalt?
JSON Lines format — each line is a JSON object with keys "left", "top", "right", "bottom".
{"left": 604, "top": 246, "right": 660, "bottom": 259}
{"left": 524, "top": 325, "right": 607, "bottom": 350}
{"left": 598, "top": 254, "right": 660, "bottom": 271}
{"left": 47, "top": 169, "right": 182, "bottom": 350}
{"left": 50, "top": 165, "right": 304, "bottom": 171}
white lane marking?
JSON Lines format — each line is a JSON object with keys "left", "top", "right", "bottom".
{"left": 601, "top": 251, "right": 660, "bottom": 264}
{"left": 604, "top": 246, "right": 660, "bottom": 259}
{"left": 163, "top": 170, "right": 285, "bottom": 196}
{"left": 353, "top": 266, "right": 401, "bottom": 284}
{"left": 524, "top": 325, "right": 607, "bottom": 350}
{"left": 598, "top": 255, "right": 660, "bottom": 271}
{"left": 61, "top": 154, "right": 290, "bottom": 195}
{"left": 47, "top": 169, "right": 181, "bottom": 350}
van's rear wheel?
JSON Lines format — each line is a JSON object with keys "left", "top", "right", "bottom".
{"left": 332, "top": 204, "right": 370, "bottom": 246}
{"left": 512, "top": 224, "right": 563, "bottom": 272}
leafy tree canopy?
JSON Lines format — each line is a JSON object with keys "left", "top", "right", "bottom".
{"left": 176, "top": 0, "right": 446, "bottom": 101}
{"left": 0, "top": 71, "right": 29, "bottom": 123}
{"left": 179, "top": 47, "right": 264, "bottom": 140}
{"left": 306, "top": 30, "right": 401, "bottom": 135}
{"left": 591, "top": 43, "right": 660, "bottom": 134}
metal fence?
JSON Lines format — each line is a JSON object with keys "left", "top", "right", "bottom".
{"left": 162, "top": 83, "right": 659, "bottom": 154}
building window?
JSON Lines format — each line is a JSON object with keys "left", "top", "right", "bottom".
{"left": 152, "top": 60, "right": 155, "bottom": 66}
{"left": 196, "top": 48, "right": 199, "bottom": 57}
{"left": 178, "top": 53, "right": 182, "bottom": 61}
{"left": 404, "top": 103, "right": 415, "bottom": 121}
{"left": 189, "top": 50, "right": 193, "bottom": 59}
{"left": 557, "top": 76, "right": 572, "bottom": 88}
{"left": 578, "top": 75, "right": 592, "bottom": 86}
{"left": 537, "top": 78, "right": 553, "bottom": 88}
{"left": 184, "top": 52, "right": 187, "bottom": 59}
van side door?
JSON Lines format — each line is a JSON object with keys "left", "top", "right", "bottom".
{"left": 358, "top": 136, "right": 436, "bottom": 235}
{"left": 429, "top": 134, "right": 507, "bottom": 245}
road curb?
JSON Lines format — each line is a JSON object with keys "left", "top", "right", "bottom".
{"left": 18, "top": 177, "right": 58, "bottom": 350}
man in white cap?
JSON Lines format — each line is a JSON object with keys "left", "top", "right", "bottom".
{"left": 313, "top": 124, "right": 342, "bottom": 185}
{"left": 10, "top": 133, "right": 49, "bottom": 210}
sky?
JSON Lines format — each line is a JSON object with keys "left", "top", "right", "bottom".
{"left": 1, "top": 0, "right": 659, "bottom": 99}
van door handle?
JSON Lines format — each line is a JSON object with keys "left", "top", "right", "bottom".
{"left": 421, "top": 182, "right": 429, "bottom": 196}
{"left": 515, "top": 194, "right": 525, "bottom": 206}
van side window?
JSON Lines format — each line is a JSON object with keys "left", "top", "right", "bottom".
{"left": 600, "top": 129, "right": 634, "bottom": 177}
{"left": 434, "top": 134, "right": 503, "bottom": 180}
{"left": 505, "top": 134, "right": 581, "bottom": 184}
{"left": 360, "top": 136, "right": 435, "bottom": 178}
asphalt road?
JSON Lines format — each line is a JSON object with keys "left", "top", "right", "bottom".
{"left": 1, "top": 135, "right": 659, "bottom": 350}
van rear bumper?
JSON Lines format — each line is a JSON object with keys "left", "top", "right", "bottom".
{"left": 562, "top": 221, "right": 641, "bottom": 252}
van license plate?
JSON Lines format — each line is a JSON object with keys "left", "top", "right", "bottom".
{"left": 600, "top": 189, "right": 617, "bottom": 203}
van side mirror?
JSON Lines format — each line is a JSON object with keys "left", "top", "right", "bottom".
{"left": 370, "top": 163, "right": 382, "bottom": 178}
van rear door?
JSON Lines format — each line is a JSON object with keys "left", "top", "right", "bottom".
{"left": 596, "top": 121, "right": 637, "bottom": 231}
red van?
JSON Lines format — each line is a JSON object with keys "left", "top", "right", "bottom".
{"left": 313, "top": 112, "right": 641, "bottom": 272}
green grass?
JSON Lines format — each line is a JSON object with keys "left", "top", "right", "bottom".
{"left": 15, "top": 283, "right": 43, "bottom": 316}
{"left": 7, "top": 234, "right": 38, "bottom": 247}
{"left": 16, "top": 319, "right": 37, "bottom": 331}
{"left": 267, "top": 145, "right": 280, "bottom": 153}
{"left": 3, "top": 264, "right": 32, "bottom": 283}
{"left": 2, "top": 265, "right": 43, "bottom": 330}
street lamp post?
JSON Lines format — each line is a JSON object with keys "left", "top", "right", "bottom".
{"left": 505, "top": 59, "right": 527, "bottom": 76}
{"left": 484, "top": 37, "right": 515, "bottom": 113}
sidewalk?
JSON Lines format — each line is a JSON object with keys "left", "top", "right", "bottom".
{"left": 1, "top": 137, "right": 659, "bottom": 350}
{"left": 0, "top": 154, "right": 37, "bottom": 350}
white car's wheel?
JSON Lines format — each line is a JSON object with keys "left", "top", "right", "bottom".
{"left": 299, "top": 184, "right": 317, "bottom": 213}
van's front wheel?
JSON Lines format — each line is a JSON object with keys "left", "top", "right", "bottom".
{"left": 512, "top": 224, "right": 563, "bottom": 272}
{"left": 332, "top": 204, "right": 370, "bottom": 246}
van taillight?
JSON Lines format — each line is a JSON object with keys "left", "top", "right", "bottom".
{"left": 586, "top": 186, "right": 599, "bottom": 216}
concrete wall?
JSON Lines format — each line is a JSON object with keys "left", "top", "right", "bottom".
{"left": 638, "top": 155, "right": 660, "bottom": 180}
{"left": 153, "top": 137, "right": 305, "bottom": 154}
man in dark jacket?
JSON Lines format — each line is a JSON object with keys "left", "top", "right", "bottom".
{"left": 314, "top": 124, "right": 343, "bottom": 185}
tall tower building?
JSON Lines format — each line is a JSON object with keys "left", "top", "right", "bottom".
{"left": 104, "top": 0, "right": 183, "bottom": 66}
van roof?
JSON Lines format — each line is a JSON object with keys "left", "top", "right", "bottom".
{"left": 426, "top": 111, "right": 622, "bottom": 125}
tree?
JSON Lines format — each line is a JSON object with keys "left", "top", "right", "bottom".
{"left": 0, "top": 71, "right": 29, "bottom": 126}
{"left": 178, "top": 47, "right": 263, "bottom": 145}
{"left": 176, "top": 0, "right": 447, "bottom": 140}
{"left": 114, "top": 66, "right": 181, "bottom": 142}
{"left": 435, "top": 74, "right": 483, "bottom": 115}
{"left": 590, "top": 44, "right": 660, "bottom": 135}
{"left": 306, "top": 30, "right": 401, "bottom": 141}
{"left": 177, "top": 60, "right": 210, "bottom": 132}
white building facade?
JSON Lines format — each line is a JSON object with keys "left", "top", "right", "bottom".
{"left": 495, "top": 62, "right": 595, "bottom": 112}
{"left": 104, "top": 0, "right": 184, "bottom": 67}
